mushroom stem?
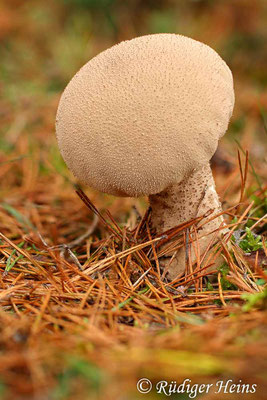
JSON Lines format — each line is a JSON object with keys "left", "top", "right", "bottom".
{"left": 149, "top": 164, "right": 226, "bottom": 279}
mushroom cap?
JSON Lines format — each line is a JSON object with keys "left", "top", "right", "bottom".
{"left": 56, "top": 34, "right": 234, "bottom": 197}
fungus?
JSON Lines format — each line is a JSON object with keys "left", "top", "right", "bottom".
{"left": 56, "top": 34, "right": 235, "bottom": 279}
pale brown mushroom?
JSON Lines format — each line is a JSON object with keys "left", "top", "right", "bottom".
{"left": 56, "top": 34, "right": 235, "bottom": 279}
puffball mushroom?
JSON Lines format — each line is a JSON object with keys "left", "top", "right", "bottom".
{"left": 56, "top": 34, "right": 235, "bottom": 279}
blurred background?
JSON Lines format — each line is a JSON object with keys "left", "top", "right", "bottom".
{"left": 0, "top": 0, "right": 266, "bottom": 205}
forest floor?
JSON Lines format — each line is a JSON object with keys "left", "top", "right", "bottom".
{"left": 0, "top": 1, "right": 266, "bottom": 399}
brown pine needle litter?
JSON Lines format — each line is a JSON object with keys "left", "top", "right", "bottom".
{"left": 0, "top": 161, "right": 267, "bottom": 399}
